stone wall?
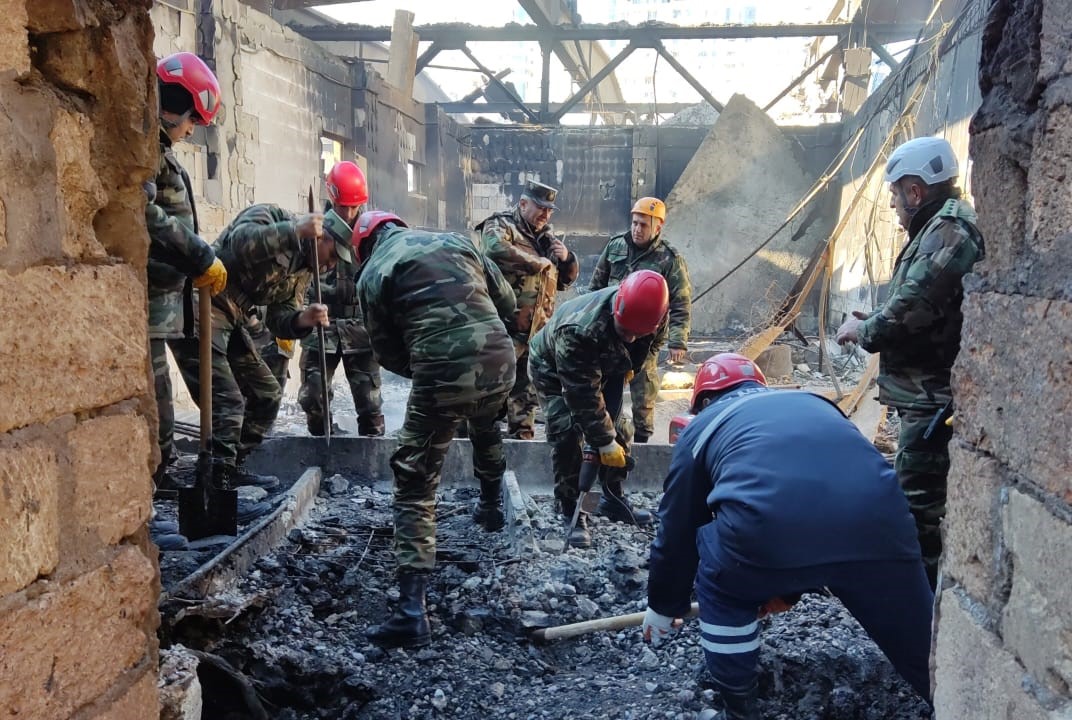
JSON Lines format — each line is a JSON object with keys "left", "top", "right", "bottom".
{"left": 934, "top": 0, "right": 1072, "bottom": 717}
{"left": 0, "top": 1, "right": 159, "bottom": 718}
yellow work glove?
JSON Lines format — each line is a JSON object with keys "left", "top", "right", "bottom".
{"left": 624, "top": 370, "right": 635, "bottom": 383}
{"left": 598, "top": 441, "right": 628, "bottom": 468}
{"left": 276, "top": 338, "right": 295, "bottom": 355}
{"left": 193, "top": 258, "right": 228, "bottom": 296}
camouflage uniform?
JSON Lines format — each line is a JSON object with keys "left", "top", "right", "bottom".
{"left": 856, "top": 193, "right": 985, "bottom": 586}
{"left": 528, "top": 287, "right": 666, "bottom": 509}
{"left": 589, "top": 230, "right": 692, "bottom": 440}
{"left": 357, "top": 227, "right": 516, "bottom": 573}
{"left": 476, "top": 207, "right": 579, "bottom": 438}
{"left": 169, "top": 204, "right": 315, "bottom": 476}
{"left": 247, "top": 308, "right": 291, "bottom": 392}
{"left": 147, "top": 129, "right": 216, "bottom": 478}
{"left": 298, "top": 212, "right": 384, "bottom": 436}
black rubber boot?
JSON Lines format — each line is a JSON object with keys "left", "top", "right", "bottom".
{"left": 713, "top": 681, "right": 759, "bottom": 720}
{"left": 472, "top": 477, "right": 505, "bottom": 531}
{"left": 596, "top": 471, "right": 652, "bottom": 525}
{"left": 358, "top": 414, "right": 386, "bottom": 437}
{"left": 367, "top": 573, "right": 432, "bottom": 648}
{"left": 560, "top": 500, "right": 592, "bottom": 549}
{"left": 227, "top": 466, "right": 280, "bottom": 490}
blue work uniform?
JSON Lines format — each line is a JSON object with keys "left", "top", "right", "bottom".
{"left": 647, "top": 382, "right": 933, "bottom": 701}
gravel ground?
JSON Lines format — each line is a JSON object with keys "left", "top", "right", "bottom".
{"left": 162, "top": 480, "right": 932, "bottom": 720}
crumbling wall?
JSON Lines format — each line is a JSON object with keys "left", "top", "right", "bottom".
{"left": 828, "top": 0, "right": 987, "bottom": 326}
{"left": 934, "top": 0, "right": 1072, "bottom": 717}
{"left": 0, "top": 1, "right": 159, "bottom": 717}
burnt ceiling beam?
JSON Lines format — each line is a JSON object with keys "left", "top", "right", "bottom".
{"left": 550, "top": 40, "right": 638, "bottom": 123}
{"left": 458, "top": 44, "right": 540, "bottom": 123}
{"left": 652, "top": 40, "right": 724, "bottom": 114}
{"left": 438, "top": 101, "right": 694, "bottom": 115}
{"left": 293, "top": 21, "right": 924, "bottom": 44}
{"left": 761, "top": 42, "right": 841, "bottom": 112}
{"left": 868, "top": 40, "right": 901, "bottom": 71}
{"left": 414, "top": 41, "right": 444, "bottom": 75}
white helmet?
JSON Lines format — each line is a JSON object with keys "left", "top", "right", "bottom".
{"left": 884, "top": 136, "right": 959, "bottom": 185}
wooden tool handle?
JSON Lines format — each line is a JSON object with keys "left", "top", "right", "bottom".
{"left": 198, "top": 286, "right": 212, "bottom": 451}
{"left": 532, "top": 602, "right": 699, "bottom": 642}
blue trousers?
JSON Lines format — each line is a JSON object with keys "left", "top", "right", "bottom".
{"left": 694, "top": 524, "right": 933, "bottom": 701}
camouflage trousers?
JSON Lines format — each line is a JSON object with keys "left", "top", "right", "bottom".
{"left": 169, "top": 330, "right": 282, "bottom": 471}
{"left": 539, "top": 385, "right": 633, "bottom": 509}
{"left": 297, "top": 347, "right": 383, "bottom": 435}
{"left": 505, "top": 340, "right": 538, "bottom": 439}
{"left": 150, "top": 338, "right": 175, "bottom": 477}
{"left": 629, "top": 353, "right": 659, "bottom": 441}
{"left": 895, "top": 407, "right": 953, "bottom": 589}
{"left": 391, "top": 386, "right": 509, "bottom": 573}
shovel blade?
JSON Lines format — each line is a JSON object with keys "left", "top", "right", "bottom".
{"left": 178, "top": 485, "right": 238, "bottom": 540}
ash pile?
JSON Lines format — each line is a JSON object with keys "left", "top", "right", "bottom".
{"left": 162, "top": 478, "right": 931, "bottom": 720}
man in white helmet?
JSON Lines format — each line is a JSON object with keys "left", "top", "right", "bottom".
{"left": 835, "top": 136, "right": 985, "bottom": 589}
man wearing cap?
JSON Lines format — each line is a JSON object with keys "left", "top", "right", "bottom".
{"left": 298, "top": 163, "right": 385, "bottom": 437}
{"left": 168, "top": 203, "right": 336, "bottom": 489}
{"left": 589, "top": 196, "right": 692, "bottom": 443}
{"left": 476, "top": 179, "right": 580, "bottom": 439}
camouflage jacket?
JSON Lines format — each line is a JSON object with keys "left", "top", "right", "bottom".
{"left": 476, "top": 207, "right": 579, "bottom": 340}
{"left": 209, "top": 204, "right": 314, "bottom": 352}
{"left": 858, "top": 195, "right": 985, "bottom": 411}
{"left": 357, "top": 227, "right": 517, "bottom": 405}
{"left": 146, "top": 130, "right": 216, "bottom": 339}
{"left": 300, "top": 258, "right": 367, "bottom": 355}
{"left": 528, "top": 287, "right": 667, "bottom": 448}
{"left": 588, "top": 231, "right": 692, "bottom": 350}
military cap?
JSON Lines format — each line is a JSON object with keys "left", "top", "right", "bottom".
{"left": 522, "top": 180, "right": 559, "bottom": 210}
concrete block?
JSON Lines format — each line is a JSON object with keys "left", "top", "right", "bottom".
{"left": 954, "top": 292, "right": 1072, "bottom": 499}
{"left": 967, "top": 127, "right": 1028, "bottom": 275}
{"left": 91, "top": 670, "right": 158, "bottom": 720}
{"left": 0, "top": 444, "right": 60, "bottom": 595}
{"left": 51, "top": 108, "right": 108, "bottom": 260}
{"left": 1001, "top": 489, "right": 1072, "bottom": 693}
{"left": 69, "top": 414, "right": 153, "bottom": 546}
{"left": 934, "top": 591, "right": 1049, "bottom": 720}
{"left": 665, "top": 94, "right": 825, "bottom": 334}
{"left": 503, "top": 470, "right": 539, "bottom": 558}
{"left": 159, "top": 645, "right": 203, "bottom": 720}
{"left": 0, "top": 546, "right": 156, "bottom": 719}
{"left": 942, "top": 442, "right": 1003, "bottom": 598}
{"left": 1027, "top": 105, "right": 1072, "bottom": 248}
{"left": 755, "top": 345, "right": 793, "bottom": 381}
{"left": 0, "top": 1, "right": 30, "bottom": 77}
{"left": 0, "top": 265, "right": 148, "bottom": 434}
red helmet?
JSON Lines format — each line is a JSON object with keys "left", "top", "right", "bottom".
{"left": 326, "top": 161, "right": 370, "bottom": 207}
{"left": 613, "top": 270, "right": 669, "bottom": 336}
{"left": 156, "top": 52, "right": 221, "bottom": 125}
{"left": 690, "top": 353, "right": 767, "bottom": 413}
{"left": 353, "top": 210, "right": 406, "bottom": 261}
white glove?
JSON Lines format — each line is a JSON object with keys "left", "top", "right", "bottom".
{"left": 641, "top": 607, "right": 677, "bottom": 647}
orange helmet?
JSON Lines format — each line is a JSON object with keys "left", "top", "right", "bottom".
{"left": 613, "top": 270, "right": 669, "bottom": 337}
{"left": 156, "top": 52, "right": 221, "bottom": 125}
{"left": 631, "top": 197, "right": 666, "bottom": 222}
{"left": 690, "top": 353, "right": 767, "bottom": 413}
{"left": 326, "top": 161, "right": 370, "bottom": 207}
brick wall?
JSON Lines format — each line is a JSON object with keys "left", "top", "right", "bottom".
{"left": 0, "top": 1, "right": 160, "bottom": 718}
{"left": 935, "top": 0, "right": 1072, "bottom": 717}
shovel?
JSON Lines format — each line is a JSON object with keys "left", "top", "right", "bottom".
{"left": 179, "top": 286, "right": 238, "bottom": 539}
{"left": 531, "top": 602, "right": 699, "bottom": 643}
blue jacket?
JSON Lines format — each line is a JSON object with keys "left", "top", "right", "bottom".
{"left": 647, "top": 383, "right": 921, "bottom": 617}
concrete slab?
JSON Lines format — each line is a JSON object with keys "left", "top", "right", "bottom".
{"left": 665, "top": 94, "right": 829, "bottom": 335}
{"left": 503, "top": 471, "right": 539, "bottom": 558}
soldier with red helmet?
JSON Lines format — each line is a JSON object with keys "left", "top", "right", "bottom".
{"left": 297, "top": 162, "right": 385, "bottom": 437}
{"left": 528, "top": 270, "right": 670, "bottom": 547}
{"left": 148, "top": 52, "right": 228, "bottom": 526}
{"left": 642, "top": 353, "right": 933, "bottom": 719}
